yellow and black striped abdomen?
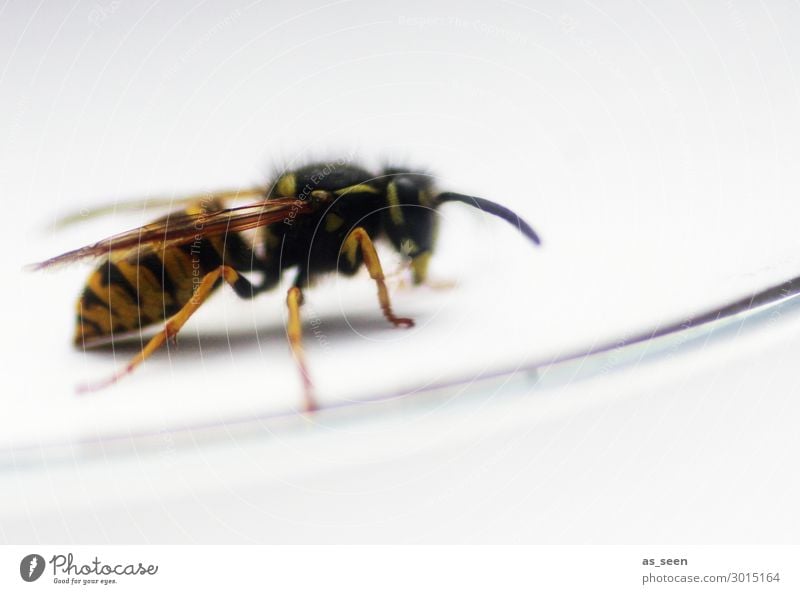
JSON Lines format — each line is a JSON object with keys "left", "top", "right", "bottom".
{"left": 74, "top": 235, "right": 230, "bottom": 346}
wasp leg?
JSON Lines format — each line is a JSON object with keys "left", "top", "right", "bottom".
{"left": 286, "top": 286, "right": 318, "bottom": 412}
{"left": 78, "top": 265, "right": 249, "bottom": 393}
{"left": 342, "top": 227, "right": 414, "bottom": 328}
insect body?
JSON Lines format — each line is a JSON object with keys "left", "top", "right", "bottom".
{"left": 35, "top": 160, "right": 542, "bottom": 410}
{"left": 74, "top": 198, "right": 255, "bottom": 346}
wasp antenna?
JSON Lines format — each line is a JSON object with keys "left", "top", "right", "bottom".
{"left": 436, "top": 192, "right": 541, "bottom": 246}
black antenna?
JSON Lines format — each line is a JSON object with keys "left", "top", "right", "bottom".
{"left": 437, "top": 192, "right": 541, "bottom": 246}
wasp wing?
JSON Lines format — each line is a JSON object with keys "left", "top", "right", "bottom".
{"left": 52, "top": 186, "right": 268, "bottom": 230}
{"left": 31, "top": 197, "right": 311, "bottom": 270}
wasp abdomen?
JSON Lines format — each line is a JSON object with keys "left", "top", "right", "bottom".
{"left": 74, "top": 233, "right": 232, "bottom": 346}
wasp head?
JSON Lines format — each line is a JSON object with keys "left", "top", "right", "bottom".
{"left": 381, "top": 170, "right": 439, "bottom": 284}
{"left": 380, "top": 168, "right": 542, "bottom": 285}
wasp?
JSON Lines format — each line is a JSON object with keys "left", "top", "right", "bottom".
{"left": 33, "top": 160, "right": 541, "bottom": 411}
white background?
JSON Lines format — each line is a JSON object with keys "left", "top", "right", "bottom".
{"left": 1, "top": 0, "right": 799, "bottom": 543}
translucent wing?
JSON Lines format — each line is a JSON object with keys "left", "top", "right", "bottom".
{"left": 31, "top": 197, "right": 311, "bottom": 270}
{"left": 52, "top": 186, "right": 267, "bottom": 229}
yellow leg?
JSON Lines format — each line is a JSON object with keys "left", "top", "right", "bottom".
{"left": 78, "top": 266, "right": 242, "bottom": 393}
{"left": 344, "top": 228, "right": 415, "bottom": 328}
{"left": 286, "top": 286, "right": 317, "bottom": 412}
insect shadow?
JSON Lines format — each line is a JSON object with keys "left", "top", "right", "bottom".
{"left": 84, "top": 311, "right": 418, "bottom": 357}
